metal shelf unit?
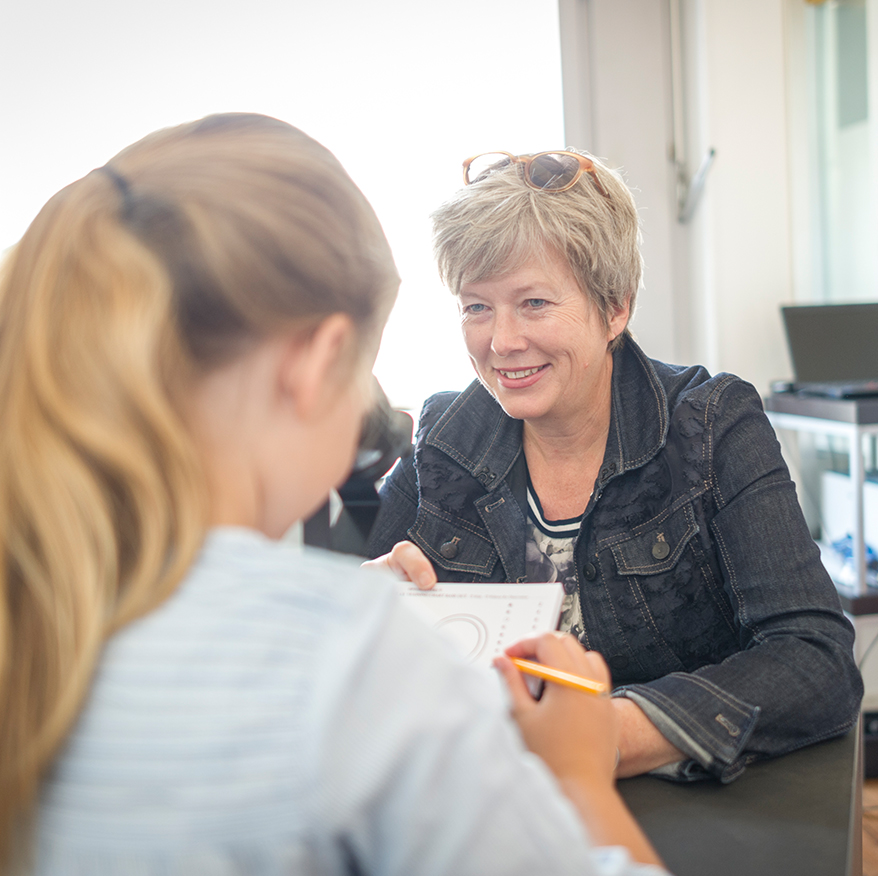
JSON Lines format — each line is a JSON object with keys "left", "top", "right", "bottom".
{"left": 764, "top": 393, "right": 878, "bottom": 612}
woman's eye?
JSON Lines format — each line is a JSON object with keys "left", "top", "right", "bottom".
{"left": 463, "top": 303, "right": 486, "bottom": 314}
{"left": 526, "top": 298, "right": 547, "bottom": 308}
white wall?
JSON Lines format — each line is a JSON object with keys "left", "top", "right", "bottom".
{"left": 693, "top": 0, "right": 794, "bottom": 391}
{"left": 560, "top": 0, "right": 679, "bottom": 366}
{"left": 559, "top": 0, "right": 796, "bottom": 394}
{"left": 868, "top": 0, "right": 878, "bottom": 297}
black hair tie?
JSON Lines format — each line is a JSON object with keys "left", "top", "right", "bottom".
{"left": 97, "top": 164, "right": 135, "bottom": 217}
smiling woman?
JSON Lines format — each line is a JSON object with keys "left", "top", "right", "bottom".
{"left": 366, "top": 148, "right": 863, "bottom": 785}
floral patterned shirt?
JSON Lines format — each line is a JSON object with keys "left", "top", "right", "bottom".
{"left": 525, "top": 481, "right": 584, "bottom": 637}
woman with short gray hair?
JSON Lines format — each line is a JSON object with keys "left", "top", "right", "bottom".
{"left": 368, "top": 149, "right": 862, "bottom": 783}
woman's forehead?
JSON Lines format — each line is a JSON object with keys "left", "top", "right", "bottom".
{"left": 459, "top": 248, "right": 579, "bottom": 294}
{"left": 458, "top": 254, "right": 584, "bottom": 300}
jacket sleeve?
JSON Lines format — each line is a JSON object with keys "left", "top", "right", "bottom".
{"left": 366, "top": 453, "right": 421, "bottom": 559}
{"left": 616, "top": 378, "right": 863, "bottom": 783}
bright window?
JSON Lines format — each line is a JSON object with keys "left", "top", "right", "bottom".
{"left": 0, "top": 0, "right": 565, "bottom": 414}
{"left": 807, "top": 0, "right": 874, "bottom": 301}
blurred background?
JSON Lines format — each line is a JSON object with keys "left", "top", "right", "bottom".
{"left": 2, "top": 0, "right": 876, "bottom": 414}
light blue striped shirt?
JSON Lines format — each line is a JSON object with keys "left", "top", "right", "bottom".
{"left": 33, "top": 528, "right": 665, "bottom": 876}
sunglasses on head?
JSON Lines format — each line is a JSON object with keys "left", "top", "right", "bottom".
{"left": 462, "top": 151, "right": 610, "bottom": 198}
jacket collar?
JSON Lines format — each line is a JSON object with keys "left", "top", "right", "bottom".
{"left": 425, "top": 381, "right": 523, "bottom": 491}
{"left": 425, "top": 338, "right": 669, "bottom": 486}
{"left": 601, "top": 337, "right": 669, "bottom": 485}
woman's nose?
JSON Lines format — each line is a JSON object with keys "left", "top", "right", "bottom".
{"left": 490, "top": 312, "right": 527, "bottom": 357}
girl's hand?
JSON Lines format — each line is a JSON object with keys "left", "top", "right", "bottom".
{"left": 496, "top": 633, "right": 665, "bottom": 868}
{"left": 495, "top": 633, "right": 618, "bottom": 789}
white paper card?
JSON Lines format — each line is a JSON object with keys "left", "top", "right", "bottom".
{"left": 397, "top": 582, "right": 565, "bottom": 668}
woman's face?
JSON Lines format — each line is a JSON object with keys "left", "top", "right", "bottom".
{"left": 458, "top": 250, "right": 628, "bottom": 430}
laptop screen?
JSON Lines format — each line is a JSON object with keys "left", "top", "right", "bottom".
{"left": 781, "top": 303, "right": 878, "bottom": 383}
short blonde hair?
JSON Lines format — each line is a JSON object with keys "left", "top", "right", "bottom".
{"left": 432, "top": 151, "right": 642, "bottom": 348}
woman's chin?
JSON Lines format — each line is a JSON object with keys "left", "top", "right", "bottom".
{"left": 477, "top": 378, "right": 554, "bottom": 423}
{"left": 492, "top": 394, "right": 549, "bottom": 424}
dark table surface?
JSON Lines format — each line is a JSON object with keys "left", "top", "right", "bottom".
{"left": 619, "top": 727, "right": 861, "bottom": 876}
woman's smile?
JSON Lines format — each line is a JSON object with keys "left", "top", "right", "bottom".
{"left": 495, "top": 364, "right": 550, "bottom": 387}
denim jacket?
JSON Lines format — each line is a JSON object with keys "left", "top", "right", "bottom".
{"left": 368, "top": 339, "right": 863, "bottom": 782}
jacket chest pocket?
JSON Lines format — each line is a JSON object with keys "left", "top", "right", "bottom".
{"left": 408, "top": 502, "right": 499, "bottom": 578}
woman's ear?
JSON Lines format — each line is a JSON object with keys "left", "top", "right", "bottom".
{"left": 607, "top": 298, "right": 631, "bottom": 341}
{"left": 278, "top": 313, "right": 357, "bottom": 420}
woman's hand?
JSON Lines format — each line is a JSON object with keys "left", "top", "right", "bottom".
{"left": 495, "top": 633, "right": 663, "bottom": 867}
{"left": 361, "top": 540, "right": 437, "bottom": 590}
{"left": 612, "top": 697, "right": 686, "bottom": 778}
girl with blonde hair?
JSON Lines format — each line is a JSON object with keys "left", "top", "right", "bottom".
{"left": 0, "top": 115, "right": 664, "bottom": 875}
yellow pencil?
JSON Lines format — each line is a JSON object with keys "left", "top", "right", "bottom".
{"left": 509, "top": 657, "right": 609, "bottom": 697}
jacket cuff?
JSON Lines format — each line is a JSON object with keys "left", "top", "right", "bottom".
{"left": 613, "top": 674, "right": 761, "bottom": 783}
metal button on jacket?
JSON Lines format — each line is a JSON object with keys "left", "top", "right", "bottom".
{"left": 439, "top": 538, "right": 460, "bottom": 559}
{"left": 582, "top": 562, "right": 597, "bottom": 580}
{"left": 652, "top": 536, "right": 670, "bottom": 560}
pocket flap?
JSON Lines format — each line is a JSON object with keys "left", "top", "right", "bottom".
{"left": 408, "top": 503, "right": 499, "bottom": 576}
{"left": 609, "top": 502, "right": 699, "bottom": 575}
